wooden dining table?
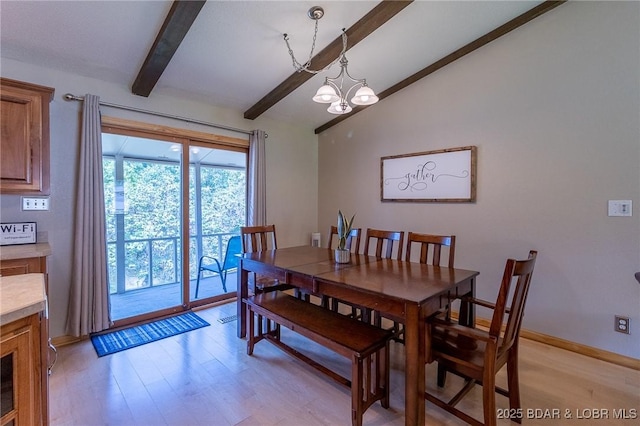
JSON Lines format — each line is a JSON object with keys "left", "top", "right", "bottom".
{"left": 236, "top": 245, "right": 479, "bottom": 426}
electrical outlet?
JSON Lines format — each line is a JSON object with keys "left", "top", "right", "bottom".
{"left": 21, "top": 197, "right": 50, "bottom": 211}
{"left": 614, "top": 316, "right": 630, "bottom": 334}
{"left": 608, "top": 200, "right": 632, "bottom": 217}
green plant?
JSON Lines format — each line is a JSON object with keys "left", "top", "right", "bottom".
{"left": 336, "top": 210, "right": 355, "bottom": 251}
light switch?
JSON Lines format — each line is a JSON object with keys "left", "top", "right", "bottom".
{"left": 21, "top": 197, "right": 50, "bottom": 211}
{"left": 608, "top": 200, "right": 632, "bottom": 217}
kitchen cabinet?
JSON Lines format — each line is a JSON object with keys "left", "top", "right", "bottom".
{"left": 1, "top": 313, "right": 44, "bottom": 425}
{"left": 0, "top": 78, "right": 54, "bottom": 195}
{"left": 0, "top": 274, "right": 47, "bottom": 425}
{"left": 0, "top": 245, "right": 51, "bottom": 425}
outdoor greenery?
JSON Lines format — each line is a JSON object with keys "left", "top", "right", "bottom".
{"left": 103, "top": 156, "right": 246, "bottom": 294}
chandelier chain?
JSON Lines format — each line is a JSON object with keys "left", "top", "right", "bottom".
{"left": 284, "top": 25, "right": 347, "bottom": 74}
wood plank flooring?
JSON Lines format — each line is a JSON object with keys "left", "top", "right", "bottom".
{"left": 50, "top": 302, "right": 639, "bottom": 425}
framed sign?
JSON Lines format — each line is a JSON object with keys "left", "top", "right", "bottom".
{"left": 381, "top": 146, "right": 476, "bottom": 202}
{"left": 0, "top": 222, "right": 37, "bottom": 246}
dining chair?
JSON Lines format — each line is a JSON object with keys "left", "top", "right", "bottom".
{"left": 382, "top": 232, "right": 458, "bottom": 342}
{"left": 324, "top": 226, "right": 363, "bottom": 316}
{"left": 424, "top": 250, "right": 538, "bottom": 426}
{"left": 363, "top": 228, "right": 405, "bottom": 260}
{"left": 365, "top": 228, "right": 405, "bottom": 335}
{"left": 327, "top": 225, "right": 362, "bottom": 253}
{"left": 405, "top": 232, "right": 456, "bottom": 267}
{"left": 240, "top": 225, "right": 288, "bottom": 293}
{"left": 241, "top": 224, "right": 277, "bottom": 253}
{"left": 195, "top": 235, "right": 242, "bottom": 297}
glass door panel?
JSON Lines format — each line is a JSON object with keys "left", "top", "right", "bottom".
{"left": 189, "top": 146, "right": 246, "bottom": 304}
{"left": 103, "top": 134, "right": 184, "bottom": 321}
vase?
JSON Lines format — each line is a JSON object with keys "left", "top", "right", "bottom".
{"left": 334, "top": 249, "right": 351, "bottom": 264}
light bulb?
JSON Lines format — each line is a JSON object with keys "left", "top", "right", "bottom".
{"left": 351, "top": 86, "right": 379, "bottom": 106}
{"left": 313, "top": 84, "right": 339, "bottom": 104}
{"left": 327, "top": 101, "right": 352, "bottom": 115}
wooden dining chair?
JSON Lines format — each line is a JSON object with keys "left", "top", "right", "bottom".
{"left": 425, "top": 250, "right": 538, "bottom": 426}
{"left": 324, "top": 226, "right": 363, "bottom": 315}
{"left": 327, "top": 225, "right": 362, "bottom": 253}
{"left": 241, "top": 224, "right": 277, "bottom": 253}
{"left": 379, "top": 232, "right": 458, "bottom": 342}
{"left": 365, "top": 228, "right": 405, "bottom": 335}
{"left": 240, "top": 225, "right": 288, "bottom": 293}
{"left": 363, "top": 228, "right": 404, "bottom": 260}
{"left": 405, "top": 232, "right": 456, "bottom": 267}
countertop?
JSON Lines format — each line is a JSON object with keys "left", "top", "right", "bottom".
{"left": 0, "top": 242, "right": 52, "bottom": 261}
{"left": 0, "top": 273, "right": 46, "bottom": 325}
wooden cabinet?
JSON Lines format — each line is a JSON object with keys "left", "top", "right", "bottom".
{"left": 0, "top": 256, "right": 47, "bottom": 277}
{"left": 0, "top": 78, "right": 54, "bottom": 195}
{"left": 0, "top": 245, "right": 51, "bottom": 425}
{"left": 1, "top": 313, "right": 43, "bottom": 426}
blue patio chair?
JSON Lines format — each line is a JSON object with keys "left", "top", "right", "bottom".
{"left": 195, "top": 235, "right": 242, "bottom": 297}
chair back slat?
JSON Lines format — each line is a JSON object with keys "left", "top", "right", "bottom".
{"left": 328, "top": 226, "right": 361, "bottom": 253}
{"left": 490, "top": 250, "right": 538, "bottom": 352}
{"left": 240, "top": 225, "right": 278, "bottom": 253}
{"left": 364, "top": 228, "right": 404, "bottom": 260}
{"left": 405, "top": 232, "right": 456, "bottom": 267}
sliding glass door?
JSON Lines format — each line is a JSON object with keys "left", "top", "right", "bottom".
{"left": 102, "top": 129, "right": 247, "bottom": 325}
{"left": 188, "top": 146, "right": 246, "bottom": 304}
{"left": 103, "top": 135, "right": 184, "bottom": 321}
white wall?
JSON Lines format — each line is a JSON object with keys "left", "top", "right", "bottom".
{"left": 318, "top": 1, "right": 640, "bottom": 358}
{"left": 0, "top": 60, "right": 318, "bottom": 338}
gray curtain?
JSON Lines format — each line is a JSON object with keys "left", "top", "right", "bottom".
{"left": 247, "top": 129, "right": 267, "bottom": 226}
{"left": 65, "top": 94, "right": 110, "bottom": 337}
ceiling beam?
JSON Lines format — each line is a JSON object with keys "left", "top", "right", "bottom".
{"left": 314, "top": 0, "right": 567, "bottom": 134}
{"left": 244, "top": 0, "right": 413, "bottom": 120}
{"left": 132, "top": 0, "right": 206, "bottom": 97}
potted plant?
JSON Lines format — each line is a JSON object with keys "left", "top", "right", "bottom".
{"left": 335, "top": 210, "right": 355, "bottom": 263}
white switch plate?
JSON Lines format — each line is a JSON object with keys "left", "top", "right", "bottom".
{"left": 608, "top": 200, "right": 632, "bottom": 217}
{"left": 21, "top": 197, "right": 50, "bottom": 211}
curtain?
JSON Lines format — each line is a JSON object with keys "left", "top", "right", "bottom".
{"left": 247, "top": 129, "right": 267, "bottom": 226}
{"left": 65, "top": 94, "right": 110, "bottom": 337}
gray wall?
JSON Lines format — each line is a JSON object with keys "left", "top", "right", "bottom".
{"left": 317, "top": 1, "right": 639, "bottom": 358}
{"left": 0, "top": 61, "right": 319, "bottom": 339}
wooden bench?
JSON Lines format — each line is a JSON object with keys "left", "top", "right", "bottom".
{"left": 245, "top": 291, "right": 392, "bottom": 426}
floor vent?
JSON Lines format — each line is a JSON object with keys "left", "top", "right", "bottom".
{"left": 218, "top": 315, "right": 238, "bottom": 324}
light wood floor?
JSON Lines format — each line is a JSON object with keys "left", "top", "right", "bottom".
{"left": 50, "top": 302, "right": 639, "bottom": 425}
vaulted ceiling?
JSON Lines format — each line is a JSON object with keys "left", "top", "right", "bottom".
{"left": 0, "top": 1, "right": 563, "bottom": 134}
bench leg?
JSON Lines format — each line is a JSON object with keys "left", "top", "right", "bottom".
{"left": 352, "top": 355, "right": 364, "bottom": 426}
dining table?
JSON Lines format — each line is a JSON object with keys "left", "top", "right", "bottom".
{"left": 236, "top": 245, "right": 479, "bottom": 426}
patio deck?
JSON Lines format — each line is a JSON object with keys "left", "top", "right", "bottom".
{"left": 110, "top": 271, "right": 237, "bottom": 320}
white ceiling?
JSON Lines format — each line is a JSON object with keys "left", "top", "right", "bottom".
{"left": 0, "top": 1, "right": 543, "bottom": 132}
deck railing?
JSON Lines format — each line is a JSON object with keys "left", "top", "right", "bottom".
{"left": 107, "top": 232, "right": 238, "bottom": 294}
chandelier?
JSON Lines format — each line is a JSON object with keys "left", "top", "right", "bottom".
{"left": 283, "top": 6, "right": 379, "bottom": 115}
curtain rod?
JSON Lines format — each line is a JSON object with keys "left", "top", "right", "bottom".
{"left": 63, "top": 93, "right": 260, "bottom": 137}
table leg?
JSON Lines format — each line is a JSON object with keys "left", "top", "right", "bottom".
{"left": 458, "top": 277, "right": 476, "bottom": 327}
{"left": 237, "top": 262, "right": 249, "bottom": 338}
{"left": 404, "top": 304, "right": 425, "bottom": 426}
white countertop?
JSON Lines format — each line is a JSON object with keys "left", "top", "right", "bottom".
{"left": 0, "top": 273, "right": 46, "bottom": 325}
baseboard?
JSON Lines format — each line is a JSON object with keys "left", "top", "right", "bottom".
{"left": 470, "top": 316, "right": 640, "bottom": 371}
{"left": 51, "top": 334, "right": 84, "bottom": 347}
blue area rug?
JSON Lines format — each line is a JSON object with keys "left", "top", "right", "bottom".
{"left": 90, "top": 311, "right": 210, "bottom": 357}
